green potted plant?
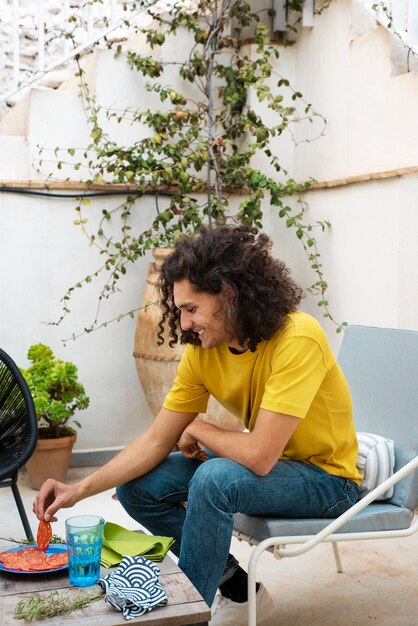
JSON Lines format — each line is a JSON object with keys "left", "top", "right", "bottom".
{"left": 21, "top": 343, "right": 89, "bottom": 489}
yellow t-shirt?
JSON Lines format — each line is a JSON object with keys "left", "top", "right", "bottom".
{"left": 163, "top": 311, "right": 361, "bottom": 483}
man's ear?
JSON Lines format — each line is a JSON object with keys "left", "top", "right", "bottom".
{"left": 223, "top": 284, "right": 237, "bottom": 301}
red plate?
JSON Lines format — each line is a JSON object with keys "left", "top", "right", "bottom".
{"left": 0, "top": 544, "right": 68, "bottom": 575}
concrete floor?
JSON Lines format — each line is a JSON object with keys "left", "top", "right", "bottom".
{"left": 1, "top": 466, "right": 417, "bottom": 626}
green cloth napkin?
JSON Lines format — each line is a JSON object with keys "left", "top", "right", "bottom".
{"left": 100, "top": 522, "right": 175, "bottom": 568}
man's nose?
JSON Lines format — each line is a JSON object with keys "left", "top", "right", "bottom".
{"left": 180, "top": 311, "right": 193, "bottom": 330}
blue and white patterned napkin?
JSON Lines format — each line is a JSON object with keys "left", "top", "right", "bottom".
{"left": 98, "top": 555, "right": 168, "bottom": 620}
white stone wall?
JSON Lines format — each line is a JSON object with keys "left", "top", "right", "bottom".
{"left": 0, "top": 0, "right": 143, "bottom": 113}
{"left": 1, "top": 0, "right": 73, "bottom": 106}
{"left": 267, "top": 0, "right": 418, "bottom": 350}
{"left": 291, "top": 0, "right": 418, "bottom": 181}
{"left": 270, "top": 174, "right": 418, "bottom": 356}
{"left": 0, "top": 188, "right": 156, "bottom": 450}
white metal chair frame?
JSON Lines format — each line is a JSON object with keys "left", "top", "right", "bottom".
{"left": 234, "top": 456, "right": 418, "bottom": 626}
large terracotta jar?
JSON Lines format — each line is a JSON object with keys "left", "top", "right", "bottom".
{"left": 133, "top": 249, "right": 243, "bottom": 430}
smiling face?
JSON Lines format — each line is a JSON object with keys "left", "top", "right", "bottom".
{"left": 173, "top": 278, "right": 243, "bottom": 351}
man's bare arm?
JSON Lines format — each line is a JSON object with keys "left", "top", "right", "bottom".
{"left": 33, "top": 407, "right": 197, "bottom": 521}
{"left": 178, "top": 408, "right": 300, "bottom": 476}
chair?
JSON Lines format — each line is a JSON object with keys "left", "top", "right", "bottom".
{"left": 0, "top": 348, "right": 38, "bottom": 540}
{"left": 233, "top": 325, "right": 418, "bottom": 626}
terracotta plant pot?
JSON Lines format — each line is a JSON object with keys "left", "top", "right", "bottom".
{"left": 26, "top": 434, "right": 77, "bottom": 490}
{"left": 133, "top": 248, "right": 243, "bottom": 431}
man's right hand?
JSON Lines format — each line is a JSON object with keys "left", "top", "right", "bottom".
{"left": 177, "top": 427, "right": 208, "bottom": 462}
{"left": 33, "top": 479, "right": 82, "bottom": 522}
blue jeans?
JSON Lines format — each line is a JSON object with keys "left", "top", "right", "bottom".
{"left": 116, "top": 452, "right": 359, "bottom": 607}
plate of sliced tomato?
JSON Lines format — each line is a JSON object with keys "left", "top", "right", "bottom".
{"left": 0, "top": 519, "right": 67, "bottom": 574}
{"left": 0, "top": 544, "right": 68, "bottom": 574}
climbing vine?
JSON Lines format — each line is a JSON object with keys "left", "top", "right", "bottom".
{"left": 36, "top": 0, "right": 346, "bottom": 337}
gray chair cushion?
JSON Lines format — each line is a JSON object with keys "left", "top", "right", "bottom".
{"left": 234, "top": 503, "right": 413, "bottom": 541}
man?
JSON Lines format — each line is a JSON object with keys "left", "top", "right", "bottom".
{"left": 34, "top": 225, "right": 361, "bottom": 625}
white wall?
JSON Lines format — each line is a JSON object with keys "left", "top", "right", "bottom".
{"left": 285, "top": 0, "right": 418, "bottom": 351}
{"left": 0, "top": 189, "right": 155, "bottom": 449}
{"left": 292, "top": 0, "right": 418, "bottom": 180}
{"left": 247, "top": 0, "right": 418, "bottom": 353}
{"left": 269, "top": 174, "right": 418, "bottom": 354}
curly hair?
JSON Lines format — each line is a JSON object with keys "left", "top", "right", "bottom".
{"left": 156, "top": 225, "right": 304, "bottom": 352}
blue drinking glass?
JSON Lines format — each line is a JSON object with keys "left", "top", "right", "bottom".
{"left": 65, "top": 515, "right": 105, "bottom": 587}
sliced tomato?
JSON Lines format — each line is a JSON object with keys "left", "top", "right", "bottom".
{"left": 0, "top": 552, "right": 10, "bottom": 563}
{"left": 37, "top": 519, "right": 52, "bottom": 551}
{"left": 47, "top": 552, "right": 68, "bottom": 567}
{"left": 16, "top": 547, "right": 45, "bottom": 559}
{"left": 1, "top": 554, "right": 22, "bottom": 568}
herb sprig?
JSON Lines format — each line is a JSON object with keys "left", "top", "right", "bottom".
{"left": 15, "top": 590, "right": 103, "bottom": 622}
{"left": 0, "top": 535, "right": 66, "bottom": 545}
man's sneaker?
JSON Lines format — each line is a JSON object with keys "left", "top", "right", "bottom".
{"left": 210, "top": 583, "right": 275, "bottom": 625}
{"left": 210, "top": 588, "right": 222, "bottom": 617}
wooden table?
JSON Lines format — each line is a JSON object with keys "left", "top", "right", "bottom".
{"left": 0, "top": 553, "right": 211, "bottom": 625}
